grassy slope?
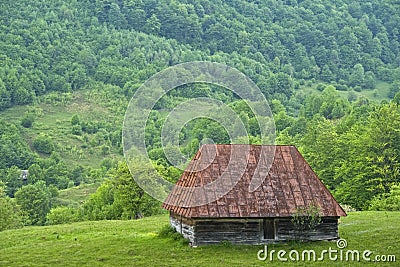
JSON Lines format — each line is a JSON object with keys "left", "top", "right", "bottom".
{"left": 0, "top": 212, "right": 398, "bottom": 267}
{"left": 1, "top": 90, "right": 125, "bottom": 169}
{"left": 300, "top": 80, "right": 391, "bottom": 103}
{"left": 56, "top": 183, "right": 101, "bottom": 207}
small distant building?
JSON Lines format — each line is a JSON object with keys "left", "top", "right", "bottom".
{"left": 162, "top": 144, "right": 346, "bottom": 246}
{"left": 21, "top": 170, "right": 29, "bottom": 181}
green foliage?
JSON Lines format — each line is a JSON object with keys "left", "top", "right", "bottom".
{"left": 33, "top": 134, "right": 55, "bottom": 154}
{"left": 291, "top": 204, "right": 322, "bottom": 240}
{"left": 71, "top": 124, "right": 82, "bottom": 135}
{"left": 349, "top": 64, "right": 365, "bottom": 88}
{"left": 0, "top": 182, "right": 25, "bottom": 231}
{"left": 1, "top": 166, "right": 26, "bottom": 197}
{"left": 46, "top": 206, "right": 83, "bottom": 225}
{"left": 0, "top": 120, "right": 36, "bottom": 170}
{"left": 388, "top": 81, "right": 400, "bottom": 98}
{"left": 0, "top": 197, "right": 25, "bottom": 232}
{"left": 0, "top": 79, "right": 11, "bottom": 111}
{"left": 21, "top": 114, "right": 35, "bottom": 128}
{"left": 12, "top": 87, "right": 35, "bottom": 105}
{"left": 296, "top": 102, "right": 400, "bottom": 210}
{"left": 82, "top": 181, "right": 117, "bottom": 220}
{"left": 369, "top": 184, "right": 400, "bottom": 211}
{"left": 158, "top": 224, "right": 189, "bottom": 245}
{"left": 393, "top": 92, "right": 400, "bottom": 105}
{"left": 0, "top": 0, "right": 399, "bottom": 223}
{"left": 0, "top": 0, "right": 398, "bottom": 115}
{"left": 14, "top": 181, "right": 53, "bottom": 226}
{"left": 157, "top": 224, "right": 176, "bottom": 238}
{"left": 83, "top": 161, "right": 162, "bottom": 220}
{"left": 220, "top": 240, "right": 233, "bottom": 247}
{"left": 70, "top": 114, "right": 80, "bottom": 125}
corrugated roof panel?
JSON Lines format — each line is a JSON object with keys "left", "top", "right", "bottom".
{"left": 208, "top": 203, "right": 219, "bottom": 217}
{"left": 162, "top": 144, "right": 347, "bottom": 218}
{"left": 228, "top": 202, "right": 239, "bottom": 216}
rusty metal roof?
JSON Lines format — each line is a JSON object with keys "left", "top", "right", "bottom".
{"left": 162, "top": 144, "right": 347, "bottom": 218}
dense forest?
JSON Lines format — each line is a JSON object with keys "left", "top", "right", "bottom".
{"left": 1, "top": 0, "right": 400, "bottom": 230}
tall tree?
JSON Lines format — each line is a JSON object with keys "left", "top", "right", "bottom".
{"left": 15, "top": 181, "right": 52, "bottom": 225}
{"left": 0, "top": 182, "right": 24, "bottom": 231}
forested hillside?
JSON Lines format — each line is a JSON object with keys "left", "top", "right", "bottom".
{"left": 1, "top": 0, "right": 400, "bottom": 230}
{"left": 1, "top": 0, "right": 400, "bottom": 110}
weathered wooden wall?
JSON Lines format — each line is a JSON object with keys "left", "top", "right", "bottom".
{"left": 169, "top": 213, "right": 339, "bottom": 246}
{"left": 277, "top": 217, "right": 339, "bottom": 241}
{"left": 194, "top": 218, "right": 261, "bottom": 245}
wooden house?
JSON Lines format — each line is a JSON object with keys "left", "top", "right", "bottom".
{"left": 162, "top": 144, "right": 346, "bottom": 246}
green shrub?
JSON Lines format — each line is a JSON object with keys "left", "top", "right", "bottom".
{"left": 369, "top": 184, "right": 400, "bottom": 211}
{"left": 46, "top": 206, "right": 83, "bottom": 225}
{"left": 157, "top": 224, "right": 176, "bottom": 238}
{"left": 220, "top": 240, "right": 232, "bottom": 247}
{"left": 0, "top": 184, "right": 25, "bottom": 231}
{"left": 291, "top": 204, "right": 322, "bottom": 240}
{"left": 71, "top": 125, "right": 82, "bottom": 135}
{"left": 21, "top": 114, "right": 35, "bottom": 128}
{"left": 71, "top": 114, "right": 80, "bottom": 125}
{"left": 316, "top": 83, "right": 326, "bottom": 91}
{"left": 33, "top": 134, "right": 55, "bottom": 154}
{"left": 157, "top": 224, "right": 189, "bottom": 245}
{"left": 15, "top": 181, "right": 52, "bottom": 226}
{"left": 335, "top": 83, "right": 349, "bottom": 91}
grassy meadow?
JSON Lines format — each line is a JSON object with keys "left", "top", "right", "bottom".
{"left": 56, "top": 183, "right": 101, "bottom": 207}
{"left": 0, "top": 211, "right": 398, "bottom": 267}
{"left": 300, "top": 80, "right": 392, "bottom": 103}
{"left": 1, "top": 90, "right": 125, "bottom": 169}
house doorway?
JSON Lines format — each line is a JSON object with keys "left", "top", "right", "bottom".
{"left": 263, "top": 218, "right": 275, "bottom": 240}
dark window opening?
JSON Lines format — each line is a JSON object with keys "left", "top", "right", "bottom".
{"left": 263, "top": 218, "right": 275, "bottom": 239}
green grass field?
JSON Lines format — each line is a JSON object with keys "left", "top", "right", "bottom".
{"left": 300, "top": 80, "right": 392, "bottom": 103}
{"left": 56, "top": 183, "right": 101, "bottom": 207}
{"left": 0, "top": 211, "right": 398, "bottom": 267}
